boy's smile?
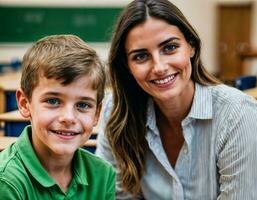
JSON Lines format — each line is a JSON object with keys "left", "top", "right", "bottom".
{"left": 17, "top": 75, "right": 101, "bottom": 158}
{"left": 51, "top": 129, "right": 80, "bottom": 137}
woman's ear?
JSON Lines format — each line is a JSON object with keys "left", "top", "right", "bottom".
{"left": 16, "top": 88, "right": 31, "bottom": 118}
{"left": 188, "top": 39, "right": 195, "bottom": 58}
{"left": 190, "top": 47, "right": 195, "bottom": 58}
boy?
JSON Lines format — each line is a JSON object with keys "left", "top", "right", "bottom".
{"left": 0, "top": 35, "right": 115, "bottom": 199}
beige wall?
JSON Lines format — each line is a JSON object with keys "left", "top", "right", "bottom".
{"left": 0, "top": 0, "right": 257, "bottom": 75}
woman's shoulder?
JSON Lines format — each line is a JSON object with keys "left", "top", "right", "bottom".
{"left": 205, "top": 84, "right": 257, "bottom": 123}
{"left": 209, "top": 84, "right": 256, "bottom": 105}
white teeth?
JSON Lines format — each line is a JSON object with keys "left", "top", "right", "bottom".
{"left": 54, "top": 131, "right": 77, "bottom": 136}
{"left": 154, "top": 74, "right": 175, "bottom": 84}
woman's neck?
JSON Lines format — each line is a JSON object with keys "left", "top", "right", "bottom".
{"left": 154, "top": 81, "right": 195, "bottom": 126}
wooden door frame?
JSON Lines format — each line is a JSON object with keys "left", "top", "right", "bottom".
{"left": 216, "top": 2, "right": 253, "bottom": 82}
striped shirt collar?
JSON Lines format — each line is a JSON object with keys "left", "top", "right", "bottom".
{"left": 146, "top": 83, "right": 213, "bottom": 132}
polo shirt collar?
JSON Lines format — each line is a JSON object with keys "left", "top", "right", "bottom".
{"left": 72, "top": 149, "right": 88, "bottom": 186}
{"left": 16, "top": 126, "right": 56, "bottom": 187}
{"left": 16, "top": 126, "right": 88, "bottom": 188}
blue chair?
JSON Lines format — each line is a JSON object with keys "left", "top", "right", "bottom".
{"left": 5, "top": 122, "right": 30, "bottom": 137}
{"left": 0, "top": 59, "right": 22, "bottom": 73}
{"left": 235, "top": 75, "right": 257, "bottom": 90}
{"left": 5, "top": 91, "right": 18, "bottom": 112}
{"left": 0, "top": 62, "right": 10, "bottom": 73}
{"left": 10, "top": 58, "right": 22, "bottom": 71}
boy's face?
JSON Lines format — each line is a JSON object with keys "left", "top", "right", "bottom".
{"left": 17, "top": 75, "right": 101, "bottom": 157}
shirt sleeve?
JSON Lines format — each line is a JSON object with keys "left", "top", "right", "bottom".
{"left": 216, "top": 99, "right": 257, "bottom": 200}
{"left": 96, "top": 93, "right": 144, "bottom": 200}
{"left": 0, "top": 178, "right": 23, "bottom": 200}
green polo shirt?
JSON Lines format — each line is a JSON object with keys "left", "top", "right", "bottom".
{"left": 0, "top": 126, "right": 116, "bottom": 200}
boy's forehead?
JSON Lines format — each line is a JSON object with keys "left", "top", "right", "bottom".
{"left": 38, "top": 74, "right": 95, "bottom": 86}
{"left": 33, "top": 76, "right": 97, "bottom": 96}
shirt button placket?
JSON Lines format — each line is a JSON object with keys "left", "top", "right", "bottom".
{"left": 173, "top": 180, "right": 184, "bottom": 200}
{"left": 183, "top": 147, "right": 188, "bottom": 154}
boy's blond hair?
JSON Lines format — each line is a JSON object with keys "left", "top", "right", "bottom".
{"left": 21, "top": 34, "right": 105, "bottom": 106}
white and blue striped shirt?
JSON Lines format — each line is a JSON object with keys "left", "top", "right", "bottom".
{"left": 96, "top": 83, "right": 257, "bottom": 200}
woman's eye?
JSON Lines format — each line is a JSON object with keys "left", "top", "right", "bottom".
{"left": 46, "top": 98, "right": 60, "bottom": 105}
{"left": 132, "top": 52, "right": 149, "bottom": 62}
{"left": 77, "top": 102, "right": 90, "bottom": 110}
{"left": 163, "top": 44, "right": 177, "bottom": 54}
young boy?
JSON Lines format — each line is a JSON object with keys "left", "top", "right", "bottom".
{"left": 0, "top": 35, "right": 115, "bottom": 199}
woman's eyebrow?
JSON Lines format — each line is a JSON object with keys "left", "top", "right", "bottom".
{"left": 127, "top": 48, "right": 147, "bottom": 56}
{"left": 158, "top": 37, "right": 179, "bottom": 47}
{"left": 127, "top": 37, "right": 180, "bottom": 56}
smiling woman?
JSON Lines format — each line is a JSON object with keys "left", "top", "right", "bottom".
{"left": 125, "top": 17, "right": 195, "bottom": 103}
{"left": 95, "top": 0, "right": 257, "bottom": 199}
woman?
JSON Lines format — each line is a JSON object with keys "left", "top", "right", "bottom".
{"left": 96, "top": 0, "right": 257, "bottom": 199}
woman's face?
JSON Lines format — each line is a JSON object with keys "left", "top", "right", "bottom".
{"left": 125, "top": 17, "right": 195, "bottom": 103}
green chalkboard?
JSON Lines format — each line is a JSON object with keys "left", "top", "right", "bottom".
{"left": 0, "top": 6, "right": 122, "bottom": 43}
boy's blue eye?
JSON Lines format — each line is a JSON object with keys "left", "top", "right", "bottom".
{"left": 77, "top": 102, "right": 89, "bottom": 110}
{"left": 47, "top": 98, "right": 60, "bottom": 105}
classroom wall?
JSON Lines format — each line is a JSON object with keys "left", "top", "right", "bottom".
{"left": 0, "top": 0, "right": 257, "bottom": 75}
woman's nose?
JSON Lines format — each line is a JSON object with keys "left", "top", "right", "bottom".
{"left": 152, "top": 54, "right": 168, "bottom": 75}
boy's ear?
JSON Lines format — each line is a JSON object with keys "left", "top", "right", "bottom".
{"left": 16, "top": 88, "right": 31, "bottom": 118}
{"left": 93, "top": 103, "right": 102, "bottom": 127}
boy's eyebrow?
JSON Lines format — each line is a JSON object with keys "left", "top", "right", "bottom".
{"left": 79, "top": 96, "right": 97, "bottom": 103}
{"left": 43, "top": 92, "right": 97, "bottom": 103}
{"left": 43, "top": 91, "right": 60, "bottom": 97}
{"left": 127, "top": 37, "right": 180, "bottom": 56}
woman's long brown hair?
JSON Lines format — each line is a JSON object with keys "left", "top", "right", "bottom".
{"left": 106, "top": 0, "right": 220, "bottom": 196}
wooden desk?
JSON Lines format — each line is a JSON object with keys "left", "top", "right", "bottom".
{"left": 0, "top": 71, "right": 21, "bottom": 90}
{"left": 244, "top": 87, "right": 257, "bottom": 99}
{"left": 0, "top": 110, "right": 28, "bottom": 122}
{"left": 239, "top": 50, "right": 257, "bottom": 75}
{"left": 0, "top": 136, "right": 17, "bottom": 151}
{"left": 0, "top": 136, "right": 97, "bottom": 151}
{"left": 0, "top": 110, "right": 29, "bottom": 136}
{"left": 0, "top": 71, "right": 21, "bottom": 113}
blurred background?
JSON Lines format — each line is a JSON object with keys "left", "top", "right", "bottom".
{"left": 0, "top": 0, "right": 257, "bottom": 81}
{"left": 0, "top": 0, "right": 257, "bottom": 149}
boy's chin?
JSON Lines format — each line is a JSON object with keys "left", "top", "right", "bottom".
{"left": 51, "top": 144, "right": 79, "bottom": 156}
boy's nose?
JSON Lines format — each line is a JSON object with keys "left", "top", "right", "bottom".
{"left": 58, "top": 106, "right": 76, "bottom": 125}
